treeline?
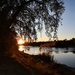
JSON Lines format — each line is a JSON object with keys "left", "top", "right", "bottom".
{"left": 54, "top": 38, "right": 75, "bottom": 48}
{"left": 24, "top": 41, "right": 47, "bottom": 46}
{"left": 24, "top": 38, "right": 75, "bottom": 48}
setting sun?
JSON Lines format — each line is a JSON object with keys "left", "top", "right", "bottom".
{"left": 18, "top": 39, "right": 25, "bottom": 44}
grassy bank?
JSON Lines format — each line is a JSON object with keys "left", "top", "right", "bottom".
{"left": 0, "top": 51, "right": 75, "bottom": 75}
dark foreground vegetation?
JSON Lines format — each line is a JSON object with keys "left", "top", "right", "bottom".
{"left": 54, "top": 38, "right": 75, "bottom": 48}
{"left": 0, "top": 50, "right": 75, "bottom": 75}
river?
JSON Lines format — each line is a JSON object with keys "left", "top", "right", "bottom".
{"left": 19, "top": 45, "right": 75, "bottom": 68}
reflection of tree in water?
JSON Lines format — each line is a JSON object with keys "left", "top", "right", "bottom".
{"left": 54, "top": 50, "right": 59, "bottom": 53}
{"left": 62, "top": 50, "right": 68, "bottom": 53}
{"left": 64, "top": 48, "right": 75, "bottom": 54}
{"left": 70, "top": 48, "right": 75, "bottom": 54}
{"left": 71, "top": 51, "right": 75, "bottom": 54}
{"left": 39, "top": 47, "right": 54, "bottom": 62}
{"left": 25, "top": 46, "right": 30, "bottom": 51}
{"left": 53, "top": 48, "right": 75, "bottom": 54}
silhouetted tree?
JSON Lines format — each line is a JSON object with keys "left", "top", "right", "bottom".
{"left": 0, "top": 0, "right": 65, "bottom": 53}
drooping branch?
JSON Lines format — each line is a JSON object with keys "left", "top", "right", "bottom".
{"left": 0, "top": 0, "right": 65, "bottom": 42}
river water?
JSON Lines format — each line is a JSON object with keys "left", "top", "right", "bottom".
{"left": 19, "top": 46, "right": 75, "bottom": 68}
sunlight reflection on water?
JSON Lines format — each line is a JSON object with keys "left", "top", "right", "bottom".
{"left": 19, "top": 45, "right": 25, "bottom": 51}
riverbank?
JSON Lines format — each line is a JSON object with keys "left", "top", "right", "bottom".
{"left": 0, "top": 51, "right": 75, "bottom": 75}
{"left": 23, "top": 38, "right": 75, "bottom": 48}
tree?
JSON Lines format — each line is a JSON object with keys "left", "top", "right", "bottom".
{"left": 0, "top": 0, "right": 65, "bottom": 53}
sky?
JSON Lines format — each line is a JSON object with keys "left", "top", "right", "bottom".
{"left": 37, "top": 0, "right": 75, "bottom": 41}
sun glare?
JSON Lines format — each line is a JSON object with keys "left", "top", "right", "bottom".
{"left": 18, "top": 39, "right": 25, "bottom": 44}
{"left": 19, "top": 45, "right": 24, "bottom": 51}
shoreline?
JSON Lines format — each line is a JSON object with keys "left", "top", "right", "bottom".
{"left": 11, "top": 51, "right": 75, "bottom": 75}
{"left": 0, "top": 50, "right": 75, "bottom": 75}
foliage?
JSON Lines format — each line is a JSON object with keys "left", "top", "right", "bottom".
{"left": 0, "top": 0, "right": 65, "bottom": 53}
{"left": 0, "top": 0, "right": 65, "bottom": 40}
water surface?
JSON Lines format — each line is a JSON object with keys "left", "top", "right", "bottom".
{"left": 19, "top": 46, "right": 75, "bottom": 68}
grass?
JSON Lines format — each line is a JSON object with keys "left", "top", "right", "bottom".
{"left": 0, "top": 50, "right": 75, "bottom": 75}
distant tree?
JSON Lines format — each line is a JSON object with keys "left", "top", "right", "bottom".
{"left": 0, "top": 0, "right": 65, "bottom": 53}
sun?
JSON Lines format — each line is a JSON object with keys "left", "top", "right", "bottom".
{"left": 18, "top": 39, "right": 25, "bottom": 45}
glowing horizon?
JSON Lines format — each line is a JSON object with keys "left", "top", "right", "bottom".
{"left": 18, "top": 39, "right": 25, "bottom": 44}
